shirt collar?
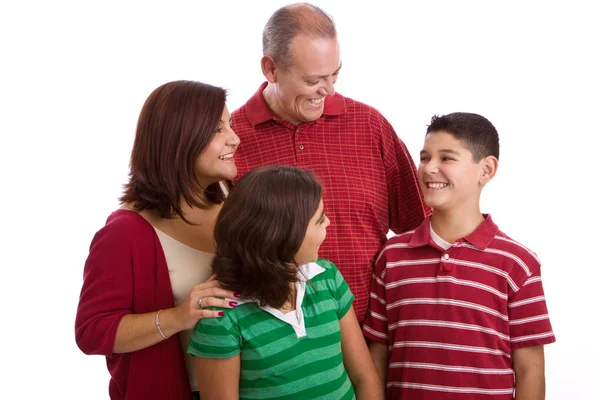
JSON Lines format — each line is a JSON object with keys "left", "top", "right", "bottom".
{"left": 408, "top": 214, "right": 499, "bottom": 250}
{"left": 245, "top": 82, "right": 347, "bottom": 127}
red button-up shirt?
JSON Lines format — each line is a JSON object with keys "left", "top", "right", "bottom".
{"left": 231, "top": 83, "right": 429, "bottom": 322}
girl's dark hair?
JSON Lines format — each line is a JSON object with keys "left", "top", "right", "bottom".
{"left": 212, "top": 166, "right": 322, "bottom": 308}
{"left": 120, "top": 80, "right": 228, "bottom": 221}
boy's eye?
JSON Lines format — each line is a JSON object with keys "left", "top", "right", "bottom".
{"left": 442, "top": 157, "right": 455, "bottom": 161}
{"left": 420, "top": 157, "right": 429, "bottom": 162}
{"left": 306, "top": 80, "right": 319, "bottom": 86}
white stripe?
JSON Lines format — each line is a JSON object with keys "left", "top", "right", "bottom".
{"left": 494, "top": 235, "right": 541, "bottom": 263}
{"left": 391, "top": 341, "right": 511, "bottom": 358}
{"left": 369, "top": 292, "right": 386, "bottom": 305}
{"left": 524, "top": 276, "right": 542, "bottom": 286}
{"left": 511, "top": 331, "right": 554, "bottom": 343}
{"left": 509, "top": 314, "right": 549, "bottom": 326}
{"left": 363, "top": 324, "right": 388, "bottom": 339}
{"left": 386, "top": 276, "right": 507, "bottom": 300}
{"left": 369, "top": 311, "right": 387, "bottom": 321}
{"left": 386, "top": 258, "right": 440, "bottom": 268}
{"left": 386, "top": 298, "right": 508, "bottom": 321}
{"left": 374, "top": 232, "right": 414, "bottom": 264}
{"left": 447, "top": 258, "right": 519, "bottom": 291}
{"left": 389, "top": 362, "right": 513, "bottom": 375}
{"left": 388, "top": 319, "right": 509, "bottom": 341}
{"left": 386, "top": 382, "right": 514, "bottom": 395}
{"left": 508, "top": 295, "right": 546, "bottom": 308}
{"left": 374, "top": 275, "right": 385, "bottom": 287}
{"left": 461, "top": 243, "right": 531, "bottom": 276}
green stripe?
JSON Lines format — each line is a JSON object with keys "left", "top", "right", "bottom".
{"left": 187, "top": 258, "right": 356, "bottom": 398}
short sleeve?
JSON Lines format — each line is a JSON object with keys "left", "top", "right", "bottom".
{"left": 508, "top": 264, "right": 556, "bottom": 350}
{"left": 318, "top": 259, "right": 355, "bottom": 319}
{"left": 187, "top": 310, "right": 242, "bottom": 359}
{"left": 376, "top": 114, "right": 430, "bottom": 233}
{"left": 362, "top": 249, "right": 388, "bottom": 343}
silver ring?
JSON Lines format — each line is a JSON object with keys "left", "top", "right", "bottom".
{"left": 197, "top": 298, "right": 203, "bottom": 309}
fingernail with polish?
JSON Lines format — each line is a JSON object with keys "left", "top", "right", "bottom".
{"left": 229, "top": 301, "right": 238, "bottom": 307}
{"left": 234, "top": 293, "right": 241, "bottom": 298}
{"left": 218, "top": 311, "right": 225, "bottom": 316}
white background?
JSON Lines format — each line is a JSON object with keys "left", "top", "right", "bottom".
{"left": 2, "top": 0, "right": 598, "bottom": 398}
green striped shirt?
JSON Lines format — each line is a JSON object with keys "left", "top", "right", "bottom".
{"left": 188, "top": 258, "right": 355, "bottom": 399}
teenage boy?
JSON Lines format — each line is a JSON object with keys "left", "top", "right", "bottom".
{"left": 363, "top": 112, "right": 555, "bottom": 399}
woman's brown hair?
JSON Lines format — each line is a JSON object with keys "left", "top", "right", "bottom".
{"left": 120, "top": 80, "right": 227, "bottom": 220}
{"left": 212, "top": 166, "right": 322, "bottom": 308}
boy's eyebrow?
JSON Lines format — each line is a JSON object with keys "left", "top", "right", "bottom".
{"left": 420, "top": 149, "right": 462, "bottom": 156}
{"left": 439, "top": 149, "right": 462, "bottom": 155}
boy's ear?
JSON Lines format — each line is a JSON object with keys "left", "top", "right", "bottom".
{"left": 261, "top": 56, "right": 278, "bottom": 83}
{"left": 479, "top": 156, "right": 499, "bottom": 186}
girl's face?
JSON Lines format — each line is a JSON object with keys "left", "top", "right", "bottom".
{"left": 294, "top": 199, "right": 330, "bottom": 266}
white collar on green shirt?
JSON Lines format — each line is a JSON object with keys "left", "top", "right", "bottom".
{"left": 237, "top": 261, "right": 325, "bottom": 338}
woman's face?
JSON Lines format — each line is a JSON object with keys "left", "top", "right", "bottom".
{"left": 195, "top": 105, "right": 240, "bottom": 188}
{"left": 294, "top": 199, "right": 330, "bottom": 266}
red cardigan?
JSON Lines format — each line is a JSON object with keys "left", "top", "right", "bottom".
{"left": 75, "top": 210, "right": 191, "bottom": 399}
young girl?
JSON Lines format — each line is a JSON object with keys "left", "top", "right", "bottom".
{"left": 188, "top": 166, "right": 383, "bottom": 399}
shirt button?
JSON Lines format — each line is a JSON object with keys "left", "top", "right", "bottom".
{"left": 297, "top": 128, "right": 302, "bottom": 133}
{"left": 299, "top": 145, "right": 305, "bottom": 150}
{"left": 443, "top": 254, "right": 449, "bottom": 260}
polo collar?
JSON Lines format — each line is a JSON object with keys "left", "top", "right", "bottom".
{"left": 245, "top": 82, "right": 347, "bottom": 127}
{"left": 408, "top": 214, "right": 499, "bottom": 250}
{"left": 236, "top": 262, "right": 325, "bottom": 338}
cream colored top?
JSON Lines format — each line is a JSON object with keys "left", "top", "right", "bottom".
{"left": 153, "top": 227, "right": 214, "bottom": 392}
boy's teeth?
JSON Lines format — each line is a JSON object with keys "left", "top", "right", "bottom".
{"left": 309, "top": 98, "right": 324, "bottom": 105}
{"left": 219, "top": 153, "right": 233, "bottom": 160}
{"left": 428, "top": 183, "right": 447, "bottom": 189}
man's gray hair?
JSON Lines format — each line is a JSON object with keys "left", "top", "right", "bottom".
{"left": 262, "top": 3, "right": 337, "bottom": 69}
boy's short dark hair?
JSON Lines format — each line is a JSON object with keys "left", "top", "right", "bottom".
{"left": 427, "top": 112, "right": 500, "bottom": 161}
{"left": 212, "top": 166, "right": 322, "bottom": 309}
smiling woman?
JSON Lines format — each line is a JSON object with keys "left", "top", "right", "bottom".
{"left": 74, "top": 80, "right": 241, "bottom": 400}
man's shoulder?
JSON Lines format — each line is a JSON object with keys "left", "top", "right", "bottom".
{"left": 338, "top": 94, "right": 386, "bottom": 118}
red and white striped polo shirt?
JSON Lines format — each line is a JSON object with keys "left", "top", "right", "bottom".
{"left": 231, "top": 82, "right": 429, "bottom": 322}
{"left": 363, "top": 214, "right": 555, "bottom": 399}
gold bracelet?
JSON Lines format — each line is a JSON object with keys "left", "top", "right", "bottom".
{"left": 155, "top": 309, "right": 170, "bottom": 339}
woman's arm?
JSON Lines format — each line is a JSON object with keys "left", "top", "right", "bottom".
{"left": 340, "top": 306, "right": 385, "bottom": 400}
{"left": 194, "top": 354, "right": 240, "bottom": 400}
{"left": 513, "top": 346, "right": 545, "bottom": 400}
{"left": 113, "top": 276, "right": 236, "bottom": 353}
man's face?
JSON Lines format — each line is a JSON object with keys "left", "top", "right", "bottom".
{"left": 271, "top": 35, "right": 341, "bottom": 124}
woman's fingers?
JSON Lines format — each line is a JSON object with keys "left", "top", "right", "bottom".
{"left": 198, "top": 296, "right": 237, "bottom": 310}
{"left": 193, "top": 286, "right": 236, "bottom": 302}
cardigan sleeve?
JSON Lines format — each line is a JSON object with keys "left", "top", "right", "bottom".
{"left": 75, "top": 213, "right": 137, "bottom": 356}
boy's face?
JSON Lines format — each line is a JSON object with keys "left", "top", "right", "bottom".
{"left": 418, "top": 130, "right": 489, "bottom": 212}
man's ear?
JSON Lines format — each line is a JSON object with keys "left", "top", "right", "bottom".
{"left": 261, "top": 56, "right": 278, "bottom": 83}
{"left": 479, "top": 155, "right": 499, "bottom": 186}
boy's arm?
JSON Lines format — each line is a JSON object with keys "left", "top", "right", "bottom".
{"left": 513, "top": 346, "right": 546, "bottom": 400}
{"left": 368, "top": 340, "right": 388, "bottom": 386}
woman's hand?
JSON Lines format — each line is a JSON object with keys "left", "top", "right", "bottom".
{"left": 174, "top": 274, "right": 238, "bottom": 331}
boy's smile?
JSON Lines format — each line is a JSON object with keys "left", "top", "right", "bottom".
{"left": 418, "top": 130, "right": 485, "bottom": 212}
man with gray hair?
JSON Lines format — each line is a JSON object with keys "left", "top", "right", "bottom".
{"left": 231, "top": 3, "right": 429, "bottom": 323}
